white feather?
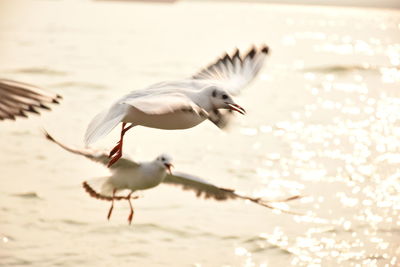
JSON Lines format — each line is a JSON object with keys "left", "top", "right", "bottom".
{"left": 83, "top": 45, "right": 269, "bottom": 143}
{"left": 84, "top": 103, "right": 127, "bottom": 146}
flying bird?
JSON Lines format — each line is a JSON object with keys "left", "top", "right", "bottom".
{"left": 45, "top": 131, "right": 300, "bottom": 225}
{"left": 0, "top": 78, "right": 62, "bottom": 121}
{"left": 84, "top": 45, "right": 269, "bottom": 167}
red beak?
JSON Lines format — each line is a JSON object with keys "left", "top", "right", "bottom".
{"left": 164, "top": 163, "right": 173, "bottom": 175}
{"left": 226, "top": 103, "right": 246, "bottom": 115}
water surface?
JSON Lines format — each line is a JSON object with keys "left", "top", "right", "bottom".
{"left": 0, "top": 1, "right": 399, "bottom": 266}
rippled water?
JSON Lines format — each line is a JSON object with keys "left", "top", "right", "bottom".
{"left": 0, "top": 1, "right": 399, "bottom": 266}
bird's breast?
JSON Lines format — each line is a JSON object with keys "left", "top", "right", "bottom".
{"left": 128, "top": 168, "right": 166, "bottom": 191}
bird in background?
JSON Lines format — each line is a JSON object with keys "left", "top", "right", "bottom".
{"left": 84, "top": 45, "right": 269, "bottom": 167}
{"left": 45, "top": 130, "right": 300, "bottom": 225}
{"left": 0, "top": 78, "right": 62, "bottom": 121}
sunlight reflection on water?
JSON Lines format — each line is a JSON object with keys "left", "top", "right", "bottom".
{"left": 244, "top": 15, "right": 400, "bottom": 264}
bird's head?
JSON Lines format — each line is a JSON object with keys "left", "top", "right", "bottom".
{"left": 209, "top": 87, "right": 245, "bottom": 115}
{"left": 155, "top": 154, "right": 173, "bottom": 175}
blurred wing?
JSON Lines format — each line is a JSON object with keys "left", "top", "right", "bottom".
{"left": 163, "top": 171, "right": 238, "bottom": 200}
{"left": 121, "top": 93, "right": 209, "bottom": 118}
{"left": 44, "top": 130, "right": 139, "bottom": 169}
{"left": 208, "top": 109, "right": 234, "bottom": 129}
{"left": 0, "top": 78, "right": 62, "bottom": 121}
{"left": 164, "top": 171, "right": 302, "bottom": 214}
{"left": 192, "top": 45, "right": 269, "bottom": 95}
{"left": 82, "top": 179, "right": 133, "bottom": 201}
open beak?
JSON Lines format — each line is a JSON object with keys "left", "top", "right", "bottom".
{"left": 226, "top": 103, "right": 246, "bottom": 115}
{"left": 164, "top": 163, "right": 173, "bottom": 175}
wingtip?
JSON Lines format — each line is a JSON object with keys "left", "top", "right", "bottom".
{"left": 42, "top": 128, "right": 55, "bottom": 142}
{"left": 28, "top": 105, "right": 40, "bottom": 114}
{"left": 247, "top": 46, "right": 257, "bottom": 59}
{"left": 222, "top": 53, "right": 231, "bottom": 64}
{"left": 40, "top": 103, "right": 51, "bottom": 110}
{"left": 261, "top": 45, "right": 269, "bottom": 54}
{"left": 18, "top": 110, "right": 28, "bottom": 118}
{"left": 231, "top": 48, "right": 241, "bottom": 62}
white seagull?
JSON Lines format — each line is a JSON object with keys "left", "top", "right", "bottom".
{"left": 84, "top": 45, "right": 269, "bottom": 167}
{"left": 45, "top": 131, "right": 300, "bottom": 225}
{"left": 0, "top": 78, "right": 62, "bottom": 121}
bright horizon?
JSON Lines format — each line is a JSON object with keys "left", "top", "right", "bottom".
{"left": 191, "top": 0, "right": 400, "bottom": 9}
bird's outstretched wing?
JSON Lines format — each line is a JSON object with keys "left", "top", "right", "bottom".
{"left": 44, "top": 130, "right": 139, "bottom": 169}
{"left": 0, "top": 78, "right": 62, "bottom": 121}
{"left": 84, "top": 84, "right": 209, "bottom": 146}
{"left": 121, "top": 93, "right": 209, "bottom": 118}
{"left": 82, "top": 181, "right": 137, "bottom": 201}
{"left": 191, "top": 45, "right": 269, "bottom": 129}
{"left": 192, "top": 45, "right": 269, "bottom": 96}
{"left": 163, "top": 171, "right": 301, "bottom": 215}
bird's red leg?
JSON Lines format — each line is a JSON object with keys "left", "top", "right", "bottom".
{"left": 108, "top": 123, "right": 134, "bottom": 167}
{"left": 107, "top": 189, "right": 117, "bottom": 220}
{"left": 109, "top": 123, "right": 127, "bottom": 158}
{"left": 127, "top": 192, "right": 134, "bottom": 225}
{"left": 108, "top": 143, "right": 121, "bottom": 159}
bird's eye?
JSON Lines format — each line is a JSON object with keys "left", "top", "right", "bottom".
{"left": 212, "top": 89, "right": 217, "bottom": 97}
{"left": 161, "top": 157, "right": 165, "bottom": 161}
{"left": 222, "top": 94, "right": 228, "bottom": 100}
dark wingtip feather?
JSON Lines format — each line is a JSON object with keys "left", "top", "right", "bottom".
{"left": 222, "top": 53, "right": 230, "bottom": 61}
{"left": 82, "top": 181, "right": 134, "bottom": 202}
{"left": 221, "top": 53, "right": 232, "bottom": 65}
{"left": 82, "top": 181, "right": 110, "bottom": 201}
{"left": 18, "top": 110, "right": 28, "bottom": 118}
{"left": 43, "top": 129, "right": 55, "bottom": 142}
{"left": 220, "top": 187, "right": 235, "bottom": 193}
{"left": 28, "top": 106, "right": 40, "bottom": 114}
{"left": 261, "top": 45, "right": 269, "bottom": 54}
{"left": 192, "top": 44, "right": 269, "bottom": 81}
{"left": 247, "top": 47, "right": 256, "bottom": 59}
{"left": 232, "top": 48, "right": 240, "bottom": 58}
{"left": 40, "top": 103, "right": 51, "bottom": 110}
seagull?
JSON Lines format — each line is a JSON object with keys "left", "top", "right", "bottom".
{"left": 84, "top": 45, "right": 269, "bottom": 167}
{"left": 0, "top": 78, "right": 62, "bottom": 121}
{"left": 45, "top": 131, "right": 300, "bottom": 225}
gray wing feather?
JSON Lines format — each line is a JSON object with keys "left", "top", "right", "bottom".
{"left": 163, "top": 171, "right": 302, "bottom": 214}
{"left": 163, "top": 171, "right": 238, "bottom": 200}
{"left": 44, "top": 130, "right": 138, "bottom": 169}
{"left": 0, "top": 78, "right": 61, "bottom": 121}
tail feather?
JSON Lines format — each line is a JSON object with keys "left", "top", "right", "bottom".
{"left": 84, "top": 104, "right": 126, "bottom": 146}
